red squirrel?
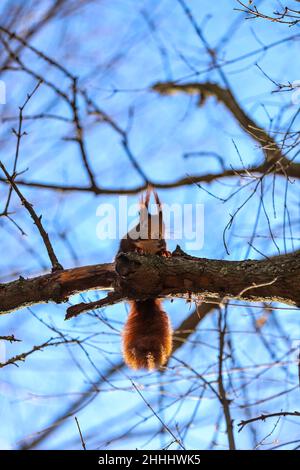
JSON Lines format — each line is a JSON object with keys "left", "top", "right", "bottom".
{"left": 118, "top": 187, "right": 172, "bottom": 370}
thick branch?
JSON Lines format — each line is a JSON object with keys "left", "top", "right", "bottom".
{"left": 1, "top": 248, "right": 300, "bottom": 315}
{"left": 0, "top": 263, "right": 116, "bottom": 315}
{"left": 115, "top": 249, "right": 300, "bottom": 307}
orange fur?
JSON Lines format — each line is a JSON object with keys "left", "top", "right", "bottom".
{"left": 122, "top": 299, "right": 172, "bottom": 370}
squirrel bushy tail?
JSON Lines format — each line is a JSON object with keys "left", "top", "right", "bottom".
{"left": 122, "top": 299, "right": 172, "bottom": 370}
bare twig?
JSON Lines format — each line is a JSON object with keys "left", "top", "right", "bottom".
{"left": 217, "top": 307, "right": 236, "bottom": 450}
{"left": 236, "top": 1, "right": 300, "bottom": 26}
{"left": 238, "top": 411, "right": 300, "bottom": 431}
{"left": 0, "top": 162, "right": 63, "bottom": 272}
{"left": 0, "top": 335, "right": 21, "bottom": 342}
{"left": 74, "top": 416, "right": 87, "bottom": 450}
{"left": 3, "top": 80, "right": 43, "bottom": 214}
{"left": 0, "top": 338, "right": 76, "bottom": 368}
{"left": 65, "top": 292, "right": 123, "bottom": 320}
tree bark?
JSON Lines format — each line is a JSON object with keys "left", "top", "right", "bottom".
{"left": 116, "top": 248, "right": 300, "bottom": 306}
{"left": 1, "top": 248, "right": 300, "bottom": 315}
{"left": 0, "top": 263, "right": 115, "bottom": 314}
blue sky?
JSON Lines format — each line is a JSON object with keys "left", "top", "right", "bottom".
{"left": 0, "top": 0, "right": 299, "bottom": 450}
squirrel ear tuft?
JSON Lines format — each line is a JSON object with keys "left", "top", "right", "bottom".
{"left": 140, "top": 185, "right": 162, "bottom": 213}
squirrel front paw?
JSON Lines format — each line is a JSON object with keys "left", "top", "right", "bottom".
{"left": 160, "top": 250, "right": 172, "bottom": 258}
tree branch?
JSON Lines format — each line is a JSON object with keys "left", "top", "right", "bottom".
{"left": 2, "top": 79, "right": 298, "bottom": 198}
{"left": 1, "top": 248, "right": 300, "bottom": 316}
{"left": 153, "top": 81, "right": 300, "bottom": 178}
{"left": 0, "top": 263, "right": 116, "bottom": 315}
{"left": 238, "top": 411, "right": 300, "bottom": 432}
{"left": 0, "top": 161, "right": 63, "bottom": 272}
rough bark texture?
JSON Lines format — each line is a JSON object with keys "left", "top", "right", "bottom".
{"left": 1, "top": 247, "right": 300, "bottom": 315}
{"left": 116, "top": 248, "right": 300, "bottom": 306}
{"left": 0, "top": 263, "right": 115, "bottom": 314}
